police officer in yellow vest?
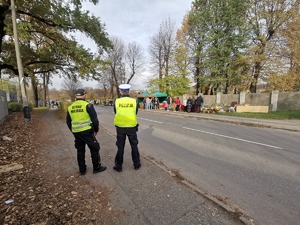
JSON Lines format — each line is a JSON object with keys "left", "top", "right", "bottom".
{"left": 113, "top": 84, "right": 141, "bottom": 172}
{"left": 66, "top": 89, "right": 106, "bottom": 175}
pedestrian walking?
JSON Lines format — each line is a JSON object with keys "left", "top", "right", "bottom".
{"left": 66, "top": 89, "right": 106, "bottom": 175}
{"left": 113, "top": 84, "right": 141, "bottom": 172}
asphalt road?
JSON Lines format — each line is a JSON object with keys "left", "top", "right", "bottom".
{"left": 97, "top": 106, "right": 300, "bottom": 225}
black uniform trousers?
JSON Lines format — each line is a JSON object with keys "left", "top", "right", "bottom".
{"left": 73, "top": 129, "right": 100, "bottom": 173}
{"left": 115, "top": 127, "right": 140, "bottom": 168}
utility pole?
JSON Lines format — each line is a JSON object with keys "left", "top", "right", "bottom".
{"left": 43, "top": 73, "right": 46, "bottom": 107}
{"left": 46, "top": 72, "right": 50, "bottom": 108}
{"left": 10, "top": 0, "right": 31, "bottom": 123}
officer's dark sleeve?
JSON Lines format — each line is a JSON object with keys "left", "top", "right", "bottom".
{"left": 66, "top": 111, "right": 72, "bottom": 131}
{"left": 86, "top": 103, "right": 99, "bottom": 132}
{"left": 113, "top": 99, "right": 116, "bottom": 114}
{"left": 136, "top": 99, "right": 138, "bottom": 114}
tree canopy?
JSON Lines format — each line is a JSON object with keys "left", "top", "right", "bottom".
{"left": 185, "top": 0, "right": 300, "bottom": 94}
{"left": 1, "top": 0, "right": 300, "bottom": 101}
{"left": 186, "top": 0, "right": 250, "bottom": 94}
{"left": 0, "top": 0, "right": 111, "bottom": 105}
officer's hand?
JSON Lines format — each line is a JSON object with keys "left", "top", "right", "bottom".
{"left": 94, "top": 132, "right": 98, "bottom": 136}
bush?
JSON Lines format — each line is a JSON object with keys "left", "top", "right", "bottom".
{"left": 28, "top": 102, "right": 34, "bottom": 109}
{"left": 8, "top": 102, "right": 23, "bottom": 112}
{"left": 57, "top": 101, "right": 71, "bottom": 119}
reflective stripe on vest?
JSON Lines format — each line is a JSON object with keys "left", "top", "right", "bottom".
{"left": 114, "top": 97, "right": 137, "bottom": 128}
{"left": 68, "top": 100, "right": 92, "bottom": 133}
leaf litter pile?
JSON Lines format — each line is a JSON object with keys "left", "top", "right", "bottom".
{"left": 0, "top": 111, "right": 118, "bottom": 225}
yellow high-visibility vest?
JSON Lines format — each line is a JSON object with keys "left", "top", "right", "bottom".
{"left": 114, "top": 97, "right": 137, "bottom": 127}
{"left": 68, "top": 100, "right": 92, "bottom": 133}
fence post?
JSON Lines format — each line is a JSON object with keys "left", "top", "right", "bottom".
{"left": 240, "top": 92, "right": 246, "bottom": 105}
{"left": 271, "top": 91, "right": 279, "bottom": 112}
{"left": 216, "top": 92, "right": 222, "bottom": 105}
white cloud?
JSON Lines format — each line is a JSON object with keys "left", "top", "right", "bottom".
{"left": 52, "top": 0, "right": 193, "bottom": 90}
{"left": 91, "top": 0, "right": 192, "bottom": 48}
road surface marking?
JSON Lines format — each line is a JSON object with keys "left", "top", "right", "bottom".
{"left": 138, "top": 117, "right": 163, "bottom": 124}
{"left": 182, "top": 127, "right": 283, "bottom": 149}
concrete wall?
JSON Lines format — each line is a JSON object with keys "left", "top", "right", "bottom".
{"left": 245, "top": 93, "right": 271, "bottom": 106}
{"left": 203, "top": 95, "right": 216, "bottom": 107}
{"left": 196, "top": 91, "right": 300, "bottom": 112}
{"left": 217, "top": 93, "right": 239, "bottom": 107}
{"left": 0, "top": 90, "right": 8, "bottom": 124}
{"left": 198, "top": 93, "right": 240, "bottom": 107}
{"left": 276, "top": 92, "right": 300, "bottom": 111}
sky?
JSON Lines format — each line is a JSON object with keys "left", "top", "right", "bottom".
{"left": 51, "top": 0, "right": 194, "bottom": 90}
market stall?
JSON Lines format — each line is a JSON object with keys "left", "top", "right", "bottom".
{"left": 137, "top": 91, "right": 168, "bottom": 108}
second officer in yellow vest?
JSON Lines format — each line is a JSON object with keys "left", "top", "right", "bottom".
{"left": 113, "top": 84, "right": 141, "bottom": 172}
{"left": 66, "top": 89, "right": 106, "bottom": 175}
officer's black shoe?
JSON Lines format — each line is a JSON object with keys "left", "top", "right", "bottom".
{"left": 113, "top": 166, "right": 122, "bottom": 172}
{"left": 80, "top": 170, "right": 86, "bottom": 175}
{"left": 134, "top": 164, "right": 141, "bottom": 170}
{"left": 93, "top": 166, "right": 107, "bottom": 174}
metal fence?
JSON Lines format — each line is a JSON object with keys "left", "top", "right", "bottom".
{"left": 0, "top": 90, "right": 8, "bottom": 123}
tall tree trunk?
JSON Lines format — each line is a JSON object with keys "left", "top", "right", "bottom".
{"left": 165, "top": 52, "right": 169, "bottom": 94}
{"left": 224, "top": 83, "right": 228, "bottom": 94}
{"left": 31, "top": 78, "right": 38, "bottom": 107}
{"left": 158, "top": 47, "right": 163, "bottom": 92}
{"left": 0, "top": 3, "right": 10, "bottom": 77}
{"left": 0, "top": 3, "right": 9, "bottom": 54}
{"left": 250, "top": 61, "right": 262, "bottom": 93}
{"left": 195, "top": 56, "right": 200, "bottom": 95}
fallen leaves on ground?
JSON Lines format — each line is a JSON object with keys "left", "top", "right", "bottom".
{"left": 0, "top": 111, "right": 117, "bottom": 225}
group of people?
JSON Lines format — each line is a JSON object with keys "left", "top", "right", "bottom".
{"left": 66, "top": 84, "right": 141, "bottom": 175}
{"left": 143, "top": 96, "right": 159, "bottom": 110}
{"left": 142, "top": 95, "right": 204, "bottom": 113}
{"left": 185, "top": 95, "right": 204, "bottom": 113}
{"left": 162, "top": 95, "right": 204, "bottom": 113}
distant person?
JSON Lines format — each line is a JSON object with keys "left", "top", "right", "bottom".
{"left": 113, "top": 84, "right": 141, "bottom": 172}
{"left": 66, "top": 89, "right": 106, "bottom": 175}
{"left": 151, "top": 97, "right": 155, "bottom": 110}
{"left": 196, "top": 94, "right": 204, "bottom": 113}
{"left": 154, "top": 97, "right": 159, "bottom": 110}
{"left": 191, "top": 96, "right": 196, "bottom": 112}
{"left": 183, "top": 98, "right": 187, "bottom": 112}
{"left": 145, "top": 97, "right": 151, "bottom": 110}
{"left": 162, "top": 101, "right": 168, "bottom": 111}
{"left": 167, "top": 97, "right": 170, "bottom": 105}
{"left": 143, "top": 98, "right": 146, "bottom": 109}
{"left": 187, "top": 97, "right": 192, "bottom": 113}
{"left": 175, "top": 97, "right": 181, "bottom": 112}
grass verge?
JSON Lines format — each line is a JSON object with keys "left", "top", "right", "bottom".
{"left": 218, "top": 110, "right": 300, "bottom": 120}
